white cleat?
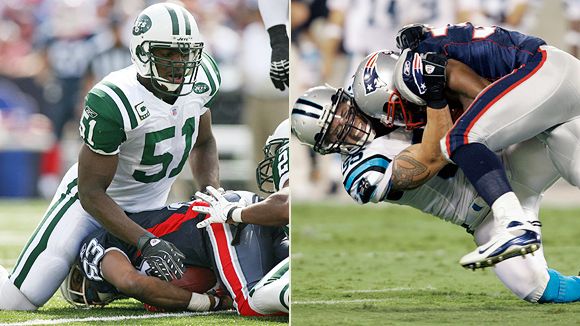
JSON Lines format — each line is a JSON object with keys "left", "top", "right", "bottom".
{"left": 460, "top": 221, "right": 541, "bottom": 270}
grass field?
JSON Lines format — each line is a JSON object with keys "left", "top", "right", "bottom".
{"left": 292, "top": 203, "right": 580, "bottom": 325}
{"left": 0, "top": 200, "right": 288, "bottom": 325}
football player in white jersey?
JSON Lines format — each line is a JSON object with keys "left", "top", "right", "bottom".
{"left": 291, "top": 52, "right": 580, "bottom": 303}
{"left": 191, "top": 119, "right": 290, "bottom": 315}
{"left": 0, "top": 3, "right": 222, "bottom": 310}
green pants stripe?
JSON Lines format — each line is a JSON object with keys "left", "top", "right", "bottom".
{"left": 12, "top": 179, "right": 78, "bottom": 288}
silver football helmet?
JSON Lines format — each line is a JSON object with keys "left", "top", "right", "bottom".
{"left": 352, "top": 50, "right": 426, "bottom": 129}
{"left": 130, "top": 3, "right": 204, "bottom": 96}
{"left": 291, "top": 85, "right": 375, "bottom": 155}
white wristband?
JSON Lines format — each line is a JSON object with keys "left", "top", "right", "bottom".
{"left": 231, "top": 207, "right": 243, "bottom": 223}
{"left": 187, "top": 293, "right": 211, "bottom": 311}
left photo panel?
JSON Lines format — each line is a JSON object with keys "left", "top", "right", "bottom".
{"left": 0, "top": 1, "right": 289, "bottom": 324}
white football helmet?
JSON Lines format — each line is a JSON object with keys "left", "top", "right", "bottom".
{"left": 291, "top": 85, "right": 375, "bottom": 155}
{"left": 257, "top": 119, "right": 290, "bottom": 193}
{"left": 60, "top": 263, "right": 123, "bottom": 308}
{"left": 352, "top": 50, "right": 426, "bottom": 129}
{"left": 130, "top": 3, "right": 203, "bottom": 96}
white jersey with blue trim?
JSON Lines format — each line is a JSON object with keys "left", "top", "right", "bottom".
{"left": 341, "top": 131, "right": 490, "bottom": 230}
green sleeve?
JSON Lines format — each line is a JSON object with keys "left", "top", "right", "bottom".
{"left": 79, "top": 90, "right": 127, "bottom": 155}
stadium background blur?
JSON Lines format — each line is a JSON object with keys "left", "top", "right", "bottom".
{"left": 0, "top": 0, "right": 288, "bottom": 200}
{"left": 290, "top": 0, "right": 580, "bottom": 206}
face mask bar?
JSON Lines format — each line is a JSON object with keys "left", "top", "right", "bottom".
{"left": 314, "top": 88, "right": 374, "bottom": 155}
{"left": 147, "top": 41, "right": 204, "bottom": 96}
{"left": 256, "top": 138, "right": 288, "bottom": 193}
{"left": 385, "top": 90, "right": 427, "bottom": 129}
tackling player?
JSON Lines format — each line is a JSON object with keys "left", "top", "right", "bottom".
{"left": 0, "top": 3, "right": 221, "bottom": 310}
{"left": 393, "top": 22, "right": 580, "bottom": 269}
{"left": 290, "top": 51, "right": 580, "bottom": 303}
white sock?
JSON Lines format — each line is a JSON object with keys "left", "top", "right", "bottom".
{"left": 491, "top": 192, "right": 526, "bottom": 228}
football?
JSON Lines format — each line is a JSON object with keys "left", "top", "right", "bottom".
{"left": 170, "top": 266, "right": 217, "bottom": 294}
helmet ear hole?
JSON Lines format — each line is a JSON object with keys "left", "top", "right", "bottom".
{"left": 136, "top": 45, "right": 149, "bottom": 63}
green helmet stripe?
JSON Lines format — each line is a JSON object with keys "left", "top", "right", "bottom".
{"left": 102, "top": 81, "right": 137, "bottom": 129}
{"left": 179, "top": 7, "right": 191, "bottom": 35}
{"left": 165, "top": 5, "right": 179, "bottom": 35}
{"left": 200, "top": 60, "right": 217, "bottom": 97}
{"left": 202, "top": 52, "right": 221, "bottom": 84}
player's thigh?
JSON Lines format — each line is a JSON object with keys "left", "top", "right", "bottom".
{"left": 444, "top": 47, "right": 580, "bottom": 156}
{"left": 543, "top": 118, "right": 580, "bottom": 187}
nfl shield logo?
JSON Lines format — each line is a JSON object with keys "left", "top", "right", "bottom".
{"left": 171, "top": 107, "right": 178, "bottom": 116}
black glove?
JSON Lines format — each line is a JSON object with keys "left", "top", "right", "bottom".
{"left": 138, "top": 232, "right": 185, "bottom": 281}
{"left": 396, "top": 24, "right": 427, "bottom": 50}
{"left": 419, "top": 52, "right": 448, "bottom": 109}
{"left": 267, "top": 24, "right": 289, "bottom": 91}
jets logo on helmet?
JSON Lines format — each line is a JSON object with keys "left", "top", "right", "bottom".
{"left": 132, "top": 15, "right": 152, "bottom": 36}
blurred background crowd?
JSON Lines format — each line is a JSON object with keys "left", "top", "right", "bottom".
{"left": 0, "top": 0, "right": 287, "bottom": 199}
{"left": 289, "top": 0, "right": 580, "bottom": 203}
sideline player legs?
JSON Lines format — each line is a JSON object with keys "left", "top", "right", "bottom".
{"left": 0, "top": 3, "right": 221, "bottom": 310}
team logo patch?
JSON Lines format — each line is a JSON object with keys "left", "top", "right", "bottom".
{"left": 411, "top": 53, "right": 427, "bottom": 95}
{"left": 134, "top": 102, "right": 150, "bottom": 120}
{"left": 363, "top": 52, "right": 381, "bottom": 95}
{"left": 84, "top": 106, "right": 98, "bottom": 118}
{"left": 193, "top": 82, "right": 209, "bottom": 94}
{"left": 132, "top": 14, "right": 152, "bottom": 36}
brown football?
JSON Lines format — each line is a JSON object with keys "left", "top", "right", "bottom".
{"left": 170, "top": 266, "right": 217, "bottom": 293}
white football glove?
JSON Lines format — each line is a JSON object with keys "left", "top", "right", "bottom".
{"left": 193, "top": 186, "right": 245, "bottom": 228}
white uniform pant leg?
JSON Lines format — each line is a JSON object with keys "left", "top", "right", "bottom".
{"left": 249, "top": 257, "right": 289, "bottom": 314}
{"left": 474, "top": 214, "right": 549, "bottom": 302}
{"left": 442, "top": 46, "right": 580, "bottom": 159}
{"left": 1, "top": 165, "right": 100, "bottom": 308}
{"left": 542, "top": 118, "right": 580, "bottom": 187}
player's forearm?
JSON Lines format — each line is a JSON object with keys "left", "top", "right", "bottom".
{"left": 240, "top": 188, "right": 289, "bottom": 226}
{"left": 78, "top": 190, "right": 146, "bottom": 246}
{"left": 419, "top": 106, "right": 453, "bottom": 166}
{"left": 189, "top": 136, "right": 219, "bottom": 189}
{"left": 390, "top": 107, "right": 452, "bottom": 191}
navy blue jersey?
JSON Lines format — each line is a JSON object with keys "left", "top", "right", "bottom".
{"left": 417, "top": 23, "right": 546, "bottom": 80}
{"left": 78, "top": 201, "right": 213, "bottom": 284}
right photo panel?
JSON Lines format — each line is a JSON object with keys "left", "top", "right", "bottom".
{"left": 290, "top": 0, "right": 580, "bottom": 324}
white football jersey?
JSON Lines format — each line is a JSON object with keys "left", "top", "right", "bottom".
{"left": 341, "top": 130, "right": 490, "bottom": 230}
{"left": 78, "top": 53, "right": 221, "bottom": 212}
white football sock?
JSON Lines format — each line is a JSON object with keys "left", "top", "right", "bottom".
{"left": 491, "top": 192, "right": 526, "bottom": 229}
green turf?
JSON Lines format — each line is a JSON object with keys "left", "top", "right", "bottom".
{"left": 292, "top": 203, "right": 580, "bottom": 325}
{"left": 0, "top": 200, "right": 288, "bottom": 325}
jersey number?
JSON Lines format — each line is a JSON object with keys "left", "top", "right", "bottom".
{"left": 133, "top": 116, "right": 196, "bottom": 183}
{"left": 81, "top": 238, "right": 105, "bottom": 281}
{"left": 429, "top": 23, "right": 496, "bottom": 40}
